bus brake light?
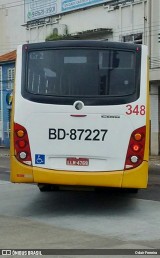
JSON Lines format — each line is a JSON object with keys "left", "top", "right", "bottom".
{"left": 14, "top": 123, "right": 32, "bottom": 166}
{"left": 18, "top": 140, "right": 26, "bottom": 148}
{"left": 124, "top": 126, "right": 146, "bottom": 170}
{"left": 132, "top": 144, "right": 141, "bottom": 152}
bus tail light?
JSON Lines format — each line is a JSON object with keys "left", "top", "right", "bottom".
{"left": 124, "top": 126, "right": 146, "bottom": 170}
{"left": 14, "top": 123, "right": 32, "bottom": 166}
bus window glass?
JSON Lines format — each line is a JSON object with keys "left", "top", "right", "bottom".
{"left": 27, "top": 49, "right": 137, "bottom": 97}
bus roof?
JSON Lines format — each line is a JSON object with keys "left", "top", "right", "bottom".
{"left": 21, "top": 40, "right": 142, "bottom": 51}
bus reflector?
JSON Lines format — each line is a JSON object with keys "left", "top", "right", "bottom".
{"left": 19, "top": 152, "right": 27, "bottom": 159}
{"left": 130, "top": 156, "right": 138, "bottom": 163}
{"left": 124, "top": 126, "right": 146, "bottom": 170}
{"left": 17, "top": 174, "right": 25, "bottom": 178}
{"left": 14, "top": 123, "right": 32, "bottom": 165}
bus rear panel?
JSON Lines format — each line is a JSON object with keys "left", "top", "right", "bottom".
{"left": 10, "top": 41, "right": 149, "bottom": 190}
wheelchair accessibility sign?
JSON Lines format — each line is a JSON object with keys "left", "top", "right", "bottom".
{"left": 35, "top": 154, "right": 45, "bottom": 164}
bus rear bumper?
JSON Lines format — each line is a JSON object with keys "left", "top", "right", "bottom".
{"left": 121, "top": 161, "right": 148, "bottom": 188}
{"left": 10, "top": 156, "right": 148, "bottom": 189}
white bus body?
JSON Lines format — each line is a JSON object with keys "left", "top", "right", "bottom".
{"left": 10, "top": 41, "right": 149, "bottom": 191}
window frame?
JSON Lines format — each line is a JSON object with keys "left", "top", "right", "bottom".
{"left": 7, "top": 67, "right": 15, "bottom": 90}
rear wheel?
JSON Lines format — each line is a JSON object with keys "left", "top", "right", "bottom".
{"left": 38, "top": 184, "right": 59, "bottom": 192}
{"left": 124, "top": 188, "right": 139, "bottom": 194}
{"left": 38, "top": 184, "right": 52, "bottom": 192}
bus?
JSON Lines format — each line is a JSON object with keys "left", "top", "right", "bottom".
{"left": 10, "top": 40, "right": 149, "bottom": 192}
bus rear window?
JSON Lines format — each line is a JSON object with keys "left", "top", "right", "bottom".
{"left": 26, "top": 49, "right": 137, "bottom": 97}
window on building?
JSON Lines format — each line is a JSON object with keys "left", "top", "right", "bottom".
{"left": 7, "top": 68, "right": 15, "bottom": 90}
{"left": 122, "top": 33, "right": 143, "bottom": 44}
{"left": 0, "top": 66, "right": 2, "bottom": 90}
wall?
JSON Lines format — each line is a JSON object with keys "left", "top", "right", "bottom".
{"left": 0, "top": 0, "right": 26, "bottom": 55}
{"left": 0, "top": 62, "right": 14, "bottom": 147}
{"left": 26, "top": 1, "right": 148, "bottom": 43}
{"left": 150, "top": 85, "right": 159, "bottom": 155}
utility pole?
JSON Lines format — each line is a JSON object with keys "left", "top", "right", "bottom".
{"left": 147, "top": 0, "right": 152, "bottom": 63}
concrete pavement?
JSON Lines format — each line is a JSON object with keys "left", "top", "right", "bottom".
{"left": 0, "top": 181, "right": 160, "bottom": 256}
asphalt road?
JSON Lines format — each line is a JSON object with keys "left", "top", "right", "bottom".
{"left": 0, "top": 155, "right": 160, "bottom": 257}
{"left": 1, "top": 155, "right": 160, "bottom": 201}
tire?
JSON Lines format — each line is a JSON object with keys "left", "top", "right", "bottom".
{"left": 125, "top": 188, "right": 139, "bottom": 194}
{"left": 38, "top": 184, "right": 52, "bottom": 192}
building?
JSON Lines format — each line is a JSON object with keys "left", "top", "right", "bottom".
{"left": 0, "top": 50, "right": 16, "bottom": 147}
{"left": 0, "top": 0, "right": 160, "bottom": 154}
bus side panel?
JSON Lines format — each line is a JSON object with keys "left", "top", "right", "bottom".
{"left": 10, "top": 80, "right": 15, "bottom": 159}
{"left": 122, "top": 54, "right": 149, "bottom": 189}
{"left": 122, "top": 74, "right": 149, "bottom": 192}
{"left": 143, "top": 57, "right": 150, "bottom": 162}
{"left": 10, "top": 77, "right": 34, "bottom": 183}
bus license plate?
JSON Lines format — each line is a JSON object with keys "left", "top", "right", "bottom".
{"left": 66, "top": 157, "right": 89, "bottom": 166}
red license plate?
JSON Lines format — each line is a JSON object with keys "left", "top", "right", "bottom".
{"left": 66, "top": 157, "right": 89, "bottom": 166}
